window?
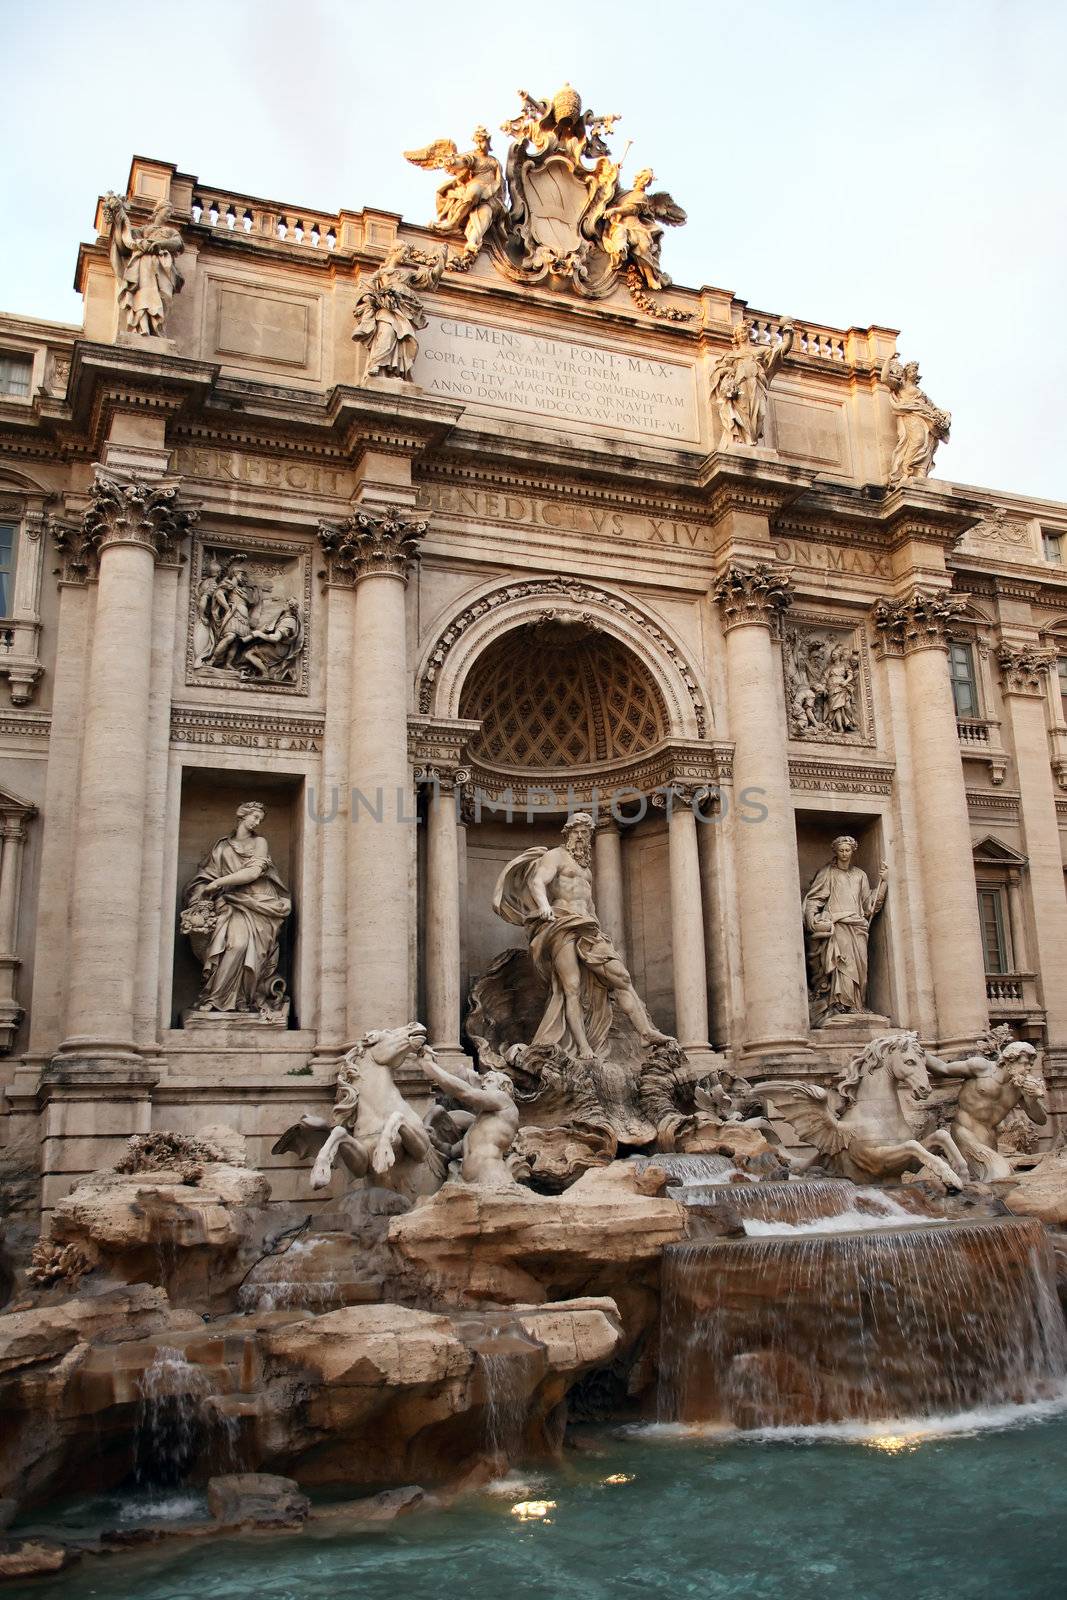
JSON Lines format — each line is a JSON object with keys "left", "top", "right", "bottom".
{"left": 1058, "top": 658, "right": 1067, "bottom": 724}
{"left": 978, "top": 886, "right": 1010, "bottom": 974}
{"left": 1042, "top": 532, "right": 1064, "bottom": 565}
{"left": 949, "top": 640, "right": 979, "bottom": 718}
{"left": 0, "top": 525, "right": 14, "bottom": 616}
{"left": 0, "top": 354, "right": 31, "bottom": 399}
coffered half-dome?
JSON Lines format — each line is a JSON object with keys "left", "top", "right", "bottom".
{"left": 459, "top": 619, "right": 669, "bottom": 770}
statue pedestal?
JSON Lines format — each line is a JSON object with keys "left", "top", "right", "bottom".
{"left": 811, "top": 1012, "right": 892, "bottom": 1046}
{"left": 181, "top": 1008, "right": 290, "bottom": 1043}
{"left": 115, "top": 331, "right": 179, "bottom": 355}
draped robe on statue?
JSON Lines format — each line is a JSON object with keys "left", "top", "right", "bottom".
{"left": 185, "top": 836, "right": 292, "bottom": 1013}
{"left": 802, "top": 862, "right": 884, "bottom": 1022}
{"left": 493, "top": 847, "right": 623, "bottom": 1058}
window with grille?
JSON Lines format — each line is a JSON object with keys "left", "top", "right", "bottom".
{"left": 977, "top": 886, "right": 1010, "bottom": 974}
{"left": 0, "top": 525, "right": 14, "bottom": 616}
{"left": 949, "top": 640, "right": 979, "bottom": 718}
{"left": 0, "top": 353, "right": 31, "bottom": 398}
{"left": 1058, "top": 658, "right": 1067, "bottom": 723}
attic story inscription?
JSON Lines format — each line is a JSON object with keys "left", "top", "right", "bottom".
{"left": 413, "top": 317, "right": 700, "bottom": 442}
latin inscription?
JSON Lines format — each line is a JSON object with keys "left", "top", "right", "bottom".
{"left": 773, "top": 537, "right": 890, "bottom": 578}
{"left": 416, "top": 482, "right": 710, "bottom": 549}
{"left": 173, "top": 447, "right": 354, "bottom": 498}
{"left": 413, "top": 317, "right": 700, "bottom": 443}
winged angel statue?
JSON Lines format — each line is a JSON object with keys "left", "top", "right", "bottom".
{"left": 404, "top": 84, "right": 687, "bottom": 303}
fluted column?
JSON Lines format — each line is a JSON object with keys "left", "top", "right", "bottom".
{"left": 59, "top": 475, "right": 196, "bottom": 1058}
{"left": 319, "top": 508, "right": 425, "bottom": 1038}
{"left": 873, "top": 591, "right": 988, "bottom": 1047}
{"left": 997, "top": 647, "right": 1067, "bottom": 1044}
{"left": 1006, "top": 868, "right": 1029, "bottom": 973}
{"left": 713, "top": 565, "right": 811, "bottom": 1059}
{"left": 593, "top": 815, "right": 626, "bottom": 958}
{"left": 421, "top": 768, "right": 468, "bottom": 1057}
{"left": 659, "top": 788, "right": 711, "bottom": 1052}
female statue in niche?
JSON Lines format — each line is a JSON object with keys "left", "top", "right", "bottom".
{"left": 802, "top": 835, "right": 888, "bottom": 1025}
{"left": 181, "top": 801, "right": 292, "bottom": 1020}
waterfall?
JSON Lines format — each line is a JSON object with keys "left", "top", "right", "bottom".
{"left": 133, "top": 1347, "right": 237, "bottom": 1486}
{"left": 659, "top": 1217, "right": 1067, "bottom": 1429}
{"left": 238, "top": 1238, "right": 344, "bottom": 1313}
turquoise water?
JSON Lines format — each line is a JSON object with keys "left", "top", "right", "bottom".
{"left": 13, "top": 1408, "right": 1067, "bottom": 1600}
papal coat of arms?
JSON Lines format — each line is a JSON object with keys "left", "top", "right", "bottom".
{"left": 405, "top": 83, "right": 688, "bottom": 315}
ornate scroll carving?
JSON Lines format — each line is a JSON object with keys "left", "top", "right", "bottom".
{"left": 187, "top": 539, "right": 310, "bottom": 695}
{"left": 711, "top": 563, "right": 793, "bottom": 633}
{"left": 880, "top": 353, "right": 951, "bottom": 486}
{"left": 996, "top": 644, "right": 1056, "bottom": 696}
{"left": 783, "top": 619, "right": 872, "bottom": 744}
{"left": 871, "top": 590, "right": 967, "bottom": 655}
{"left": 317, "top": 506, "right": 427, "bottom": 585}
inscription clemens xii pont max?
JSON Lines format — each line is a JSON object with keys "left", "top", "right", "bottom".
{"left": 413, "top": 316, "right": 700, "bottom": 442}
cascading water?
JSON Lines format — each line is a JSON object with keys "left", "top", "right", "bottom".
{"left": 133, "top": 1347, "right": 237, "bottom": 1487}
{"left": 659, "top": 1216, "right": 1067, "bottom": 1429}
{"left": 238, "top": 1238, "right": 344, "bottom": 1313}
{"left": 680, "top": 1177, "right": 940, "bottom": 1232}
{"left": 458, "top": 1318, "right": 547, "bottom": 1472}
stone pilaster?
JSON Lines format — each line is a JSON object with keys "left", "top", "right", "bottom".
{"left": 653, "top": 786, "right": 713, "bottom": 1057}
{"left": 996, "top": 646, "right": 1067, "bottom": 1048}
{"left": 872, "top": 590, "right": 988, "bottom": 1048}
{"left": 318, "top": 507, "right": 426, "bottom": 1039}
{"left": 417, "top": 764, "right": 470, "bottom": 1062}
{"left": 57, "top": 473, "right": 197, "bottom": 1063}
{"left": 593, "top": 815, "right": 626, "bottom": 960}
{"left": 712, "top": 566, "right": 811, "bottom": 1060}
{"left": 0, "top": 812, "right": 31, "bottom": 1051}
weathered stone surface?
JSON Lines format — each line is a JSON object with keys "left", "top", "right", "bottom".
{"left": 311, "top": 1485, "right": 427, "bottom": 1525}
{"left": 48, "top": 1165, "right": 270, "bottom": 1309}
{"left": 387, "top": 1164, "right": 685, "bottom": 1305}
{"left": 0, "top": 1538, "right": 78, "bottom": 1578}
{"left": 207, "top": 1472, "right": 309, "bottom": 1526}
{"left": 1004, "top": 1148, "right": 1067, "bottom": 1225}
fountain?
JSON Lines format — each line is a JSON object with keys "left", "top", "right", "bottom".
{"left": 659, "top": 1215, "right": 1067, "bottom": 1429}
{"left": 133, "top": 1347, "right": 220, "bottom": 1488}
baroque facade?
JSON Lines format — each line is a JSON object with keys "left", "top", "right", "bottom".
{"left": 1, "top": 92, "right": 1066, "bottom": 1216}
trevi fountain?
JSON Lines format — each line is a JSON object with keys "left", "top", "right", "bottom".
{"left": 0, "top": 80, "right": 1066, "bottom": 1599}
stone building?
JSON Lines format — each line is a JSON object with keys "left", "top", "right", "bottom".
{"left": 1, "top": 98, "right": 1065, "bottom": 1215}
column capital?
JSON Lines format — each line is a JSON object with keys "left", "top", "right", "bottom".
{"left": 870, "top": 588, "right": 967, "bottom": 656}
{"left": 62, "top": 473, "right": 198, "bottom": 580}
{"left": 711, "top": 563, "right": 793, "bottom": 634}
{"left": 996, "top": 644, "right": 1056, "bottom": 696}
{"left": 317, "top": 504, "right": 427, "bottom": 585}
{"left": 414, "top": 762, "right": 471, "bottom": 795}
{"left": 652, "top": 782, "right": 716, "bottom": 812}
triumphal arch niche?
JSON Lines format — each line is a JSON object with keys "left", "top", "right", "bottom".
{"left": 1, "top": 77, "right": 1066, "bottom": 1210}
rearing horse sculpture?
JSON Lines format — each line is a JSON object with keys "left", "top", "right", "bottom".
{"left": 758, "top": 1031, "right": 970, "bottom": 1187}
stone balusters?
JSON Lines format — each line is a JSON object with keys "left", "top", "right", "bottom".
{"left": 995, "top": 646, "right": 1067, "bottom": 1045}
{"left": 712, "top": 564, "right": 811, "bottom": 1060}
{"left": 318, "top": 507, "right": 426, "bottom": 1040}
{"left": 58, "top": 475, "right": 197, "bottom": 1061}
{"left": 872, "top": 591, "right": 988, "bottom": 1047}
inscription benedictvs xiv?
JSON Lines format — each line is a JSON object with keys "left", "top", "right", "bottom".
{"left": 414, "top": 316, "right": 700, "bottom": 443}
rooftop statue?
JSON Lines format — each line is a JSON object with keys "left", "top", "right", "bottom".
{"left": 352, "top": 243, "right": 445, "bottom": 380}
{"left": 759, "top": 1030, "right": 971, "bottom": 1187}
{"left": 102, "top": 192, "right": 184, "bottom": 338}
{"left": 404, "top": 127, "right": 505, "bottom": 264}
{"left": 709, "top": 320, "right": 795, "bottom": 449}
{"left": 880, "top": 352, "right": 951, "bottom": 486}
{"left": 600, "top": 168, "right": 687, "bottom": 290}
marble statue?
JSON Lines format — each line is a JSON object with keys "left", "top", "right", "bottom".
{"left": 272, "top": 1022, "right": 445, "bottom": 1195}
{"left": 709, "top": 321, "right": 795, "bottom": 448}
{"left": 102, "top": 193, "right": 184, "bottom": 338}
{"left": 417, "top": 1051, "right": 522, "bottom": 1188}
{"left": 352, "top": 244, "right": 445, "bottom": 380}
{"left": 493, "top": 813, "right": 668, "bottom": 1060}
{"left": 600, "top": 168, "right": 687, "bottom": 290}
{"left": 180, "top": 802, "right": 292, "bottom": 1021}
{"left": 404, "top": 127, "right": 505, "bottom": 261}
{"left": 760, "top": 1031, "right": 971, "bottom": 1186}
{"left": 880, "top": 353, "right": 951, "bottom": 486}
{"left": 784, "top": 628, "right": 861, "bottom": 740}
{"left": 802, "top": 836, "right": 888, "bottom": 1025}
{"left": 927, "top": 1034, "right": 1047, "bottom": 1182}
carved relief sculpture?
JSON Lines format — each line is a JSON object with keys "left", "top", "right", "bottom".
{"left": 404, "top": 127, "right": 505, "bottom": 263}
{"left": 180, "top": 801, "right": 292, "bottom": 1023}
{"left": 352, "top": 244, "right": 445, "bottom": 380}
{"left": 880, "top": 353, "right": 951, "bottom": 486}
{"left": 190, "top": 545, "right": 307, "bottom": 689}
{"left": 926, "top": 1033, "right": 1047, "bottom": 1182}
{"left": 784, "top": 625, "right": 866, "bottom": 741}
{"left": 802, "top": 835, "right": 888, "bottom": 1025}
{"left": 709, "top": 320, "right": 795, "bottom": 449}
{"left": 102, "top": 193, "right": 184, "bottom": 338}
{"left": 759, "top": 1031, "right": 971, "bottom": 1187}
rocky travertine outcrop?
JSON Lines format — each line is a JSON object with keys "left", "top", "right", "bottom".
{"left": 207, "top": 1473, "right": 310, "bottom": 1527}
{"left": 1004, "top": 1147, "right": 1067, "bottom": 1225}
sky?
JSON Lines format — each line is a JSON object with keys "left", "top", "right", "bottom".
{"left": 2, "top": 0, "right": 1064, "bottom": 502}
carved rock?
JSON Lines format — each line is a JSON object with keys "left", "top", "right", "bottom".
{"left": 1004, "top": 1148, "right": 1067, "bottom": 1226}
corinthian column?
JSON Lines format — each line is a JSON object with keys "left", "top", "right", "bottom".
{"left": 319, "top": 507, "right": 425, "bottom": 1038}
{"left": 58, "top": 475, "right": 196, "bottom": 1060}
{"left": 658, "top": 787, "right": 711, "bottom": 1055}
{"left": 420, "top": 766, "right": 468, "bottom": 1060}
{"left": 713, "top": 564, "right": 811, "bottom": 1059}
{"left": 996, "top": 646, "right": 1067, "bottom": 1046}
{"left": 593, "top": 815, "right": 626, "bottom": 958}
{"left": 873, "top": 591, "right": 987, "bottom": 1047}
